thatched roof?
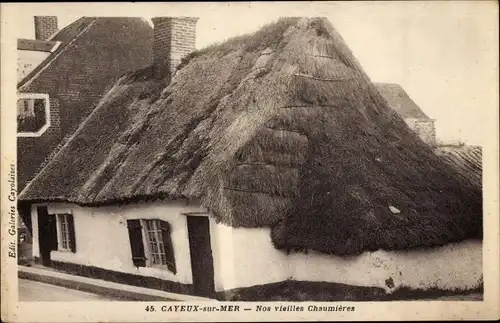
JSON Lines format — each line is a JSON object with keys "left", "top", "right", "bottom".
{"left": 375, "top": 83, "right": 430, "bottom": 119}
{"left": 20, "top": 17, "right": 482, "bottom": 255}
{"left": 435, "top": 145, "right": 482, "bottom": 189}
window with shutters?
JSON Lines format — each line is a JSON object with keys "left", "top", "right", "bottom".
{"left": 126, "top": 219, "right": 176, "bottom": 274}
{"left": 56, "top": 213, "right": 76, "bottom": 253}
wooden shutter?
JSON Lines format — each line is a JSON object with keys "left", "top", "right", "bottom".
{"left": 159, "top": 221, "right": 176, "bottom": 274}
{"left": 127, "top": 220, "right": 146, "bottom": 268}
{"left": 48, "top": 214, "right": 58, "bottom": 251}
{"left": 67, "top": 214, "right": 77, "bottom": 253}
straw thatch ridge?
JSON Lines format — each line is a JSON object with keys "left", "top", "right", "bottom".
{"left": 20, "top": 17, "right": 482, "bottom": 255}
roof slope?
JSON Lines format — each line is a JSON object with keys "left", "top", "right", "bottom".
{"left": 18, "top": 17, "right": 152, "bottom": 88}
{"left": 18, "top": 17, "right": 97, "bottom": 87}
{"left": 375, "top": 83, "right": 430, "bottom": 119}
{"left": 21, "top": 17, "right": 482, "bottom": 256}
{"left": 435, "top": 145, "right": 482, "bottom": 189}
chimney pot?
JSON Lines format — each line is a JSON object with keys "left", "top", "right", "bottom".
{"left": 34, "top": 16, "right": 59, "bottom": 41}
{"left": 152, "top": 17, "right": 199, "bottom": 81}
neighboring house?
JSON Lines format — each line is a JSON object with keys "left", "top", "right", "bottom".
{"left": 19, "top": 17, "right": 483, "bottom": 301}
{"left": 375, "top": 83, "right": 436, "bottom": 146}
{"left": 17, "top": 16, "right": 154, "bottom": 192}
{"left": 375, "top": 83, "right": 482, "bottom": 189}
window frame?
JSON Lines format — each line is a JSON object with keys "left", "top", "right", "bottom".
{"left": 17, "top": 92, "right": 51, "bottom": 137}
{"left": 56, "top": 213, "right": 72, "bottom": 252}
{"left": 140, "top": 219, "right": 175, "bottom": 272}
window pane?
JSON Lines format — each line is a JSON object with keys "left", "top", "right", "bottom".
{"left": 59, "top": 214, "right": 71, "bottom": 250}
{"left": 151, "top": 221, "right": 158, "bottom": 232}
{"left": 151, "top": 242, "right": 159, "bottom": 254}
{"left": 158, "top": 241, "right": 165, "bottom": 254}
{"left": 144, "top": 220, "right": 170, "bottom": 267}
{"left": 17, "top": 98, "right": 47, "bottom": 133}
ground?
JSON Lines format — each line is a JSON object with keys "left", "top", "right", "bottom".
{"left": 425, "top": 294, "right": 483, "bottom": 301}
{"left": 19, "top": 278, "right": 482, "bottom": 302}
{"left": 18, "top": 279, "right": 114, "bottom": 301}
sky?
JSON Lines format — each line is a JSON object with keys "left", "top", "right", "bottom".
{"left": 8, "top": 1, "right": 499, "bottom": 146}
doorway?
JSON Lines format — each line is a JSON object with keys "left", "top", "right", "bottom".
{"left": 37, "top": 206, "right": 57, "bottom": 267}
{"left": 186, "top": 215, "right": 216, "bottom": 298}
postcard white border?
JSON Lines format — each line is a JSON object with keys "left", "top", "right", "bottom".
{"left": 1, "top": 2, "right": 499, "bottom": 322}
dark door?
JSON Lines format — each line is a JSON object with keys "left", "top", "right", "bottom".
{"left": 37, "top": 207, "right": 57, "bottom": 267}
{"left": 187, "top": 216, "right": 215, "bottom": 298}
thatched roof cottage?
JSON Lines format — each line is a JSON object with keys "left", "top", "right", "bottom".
{"left": 19, "top": 17, "right": 482, "bottom": 301}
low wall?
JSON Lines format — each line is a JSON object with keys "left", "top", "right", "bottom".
{"left": 211, "top": 223, "right": 483, "bottom": 293}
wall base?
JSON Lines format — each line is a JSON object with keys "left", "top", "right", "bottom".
{"left": 216, "top": 280, "right": 483, "bottom": 301}
{"left": 34, "top": 257, "right": 195, "bottom": 296}
{"left": 32, "top": 258, "right": 483, "bottom": 301}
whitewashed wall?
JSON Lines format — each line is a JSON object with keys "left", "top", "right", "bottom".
{"left": 32, "top": 203, "right": 482, "bottom": 293}
{"left": 31, "top": 201, "right": 206, "bottom": 284}
{"left": 31, "top": 208, "right": 40, "bottom": 258}
{"left": 210, "top": 223, "right": 483, "bottom": 293}
{"left": 209, "top": 221, "right": 289, "bottom": 291}
{"left": 17, "top": 50, "right": 50, "bottom": 81}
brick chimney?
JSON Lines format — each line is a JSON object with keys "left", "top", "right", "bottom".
{"left": 34, "top": 16, "right": 59, "bottom": 41}
{"left": 152, "top": 17, "right": 198, "bottom": 81}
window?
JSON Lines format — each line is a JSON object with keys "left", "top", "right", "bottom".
{"left": 17, "top": 93, "right": 50, "bottom": 137}
{"left": 126, "top": 219, "right": 176, "bottom": 273}
{"left": 57, "top": 213, "right": 76, "bottom": 253}
{"left": 58, "top": 214, "right": 70, "bottom": 250}
{"left": 144, "top": 220, "right": 169, "bottom": 266}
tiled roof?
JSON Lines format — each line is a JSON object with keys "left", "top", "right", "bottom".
{"left": 375, "top": 83, "right": 430, "bottom": 120}
{"left": 17, "top": 17, "right": 97, "bottom": 88}
{"left": 18, "top": 17, "right": 153, "bottom": 89}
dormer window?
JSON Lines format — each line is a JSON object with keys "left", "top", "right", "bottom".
{"left": 17, "top": 93, "right": 50, "bottom": 137}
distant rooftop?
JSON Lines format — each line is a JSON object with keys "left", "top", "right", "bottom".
{"left": 375, "top": 83, "right": 430, "bottom": 120}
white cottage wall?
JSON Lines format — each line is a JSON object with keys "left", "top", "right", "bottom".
{"left": 210, "top": 222, "right": 483, "bottom": 293}
{"left": 209, "top": 219, "right": 290, "bottom": 292}
{"left": 290, "top": 239, "right": 482, "bottom": 292}
{"left": 30, "top": 205, "right": 40, "bottom": 258}
{"left": 31, "top": 202, "right": 482, "bottom": 294}
{"left": 31, "top": 201, "right": 206, "bottom": 285}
